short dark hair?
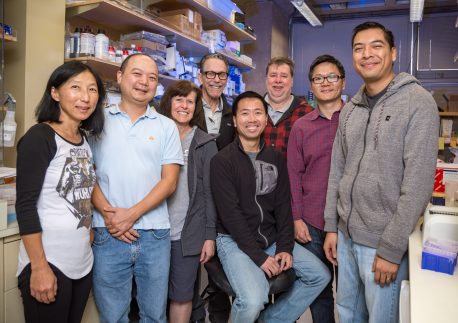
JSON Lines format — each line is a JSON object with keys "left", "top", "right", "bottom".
{"left": 199, "top": 53, "right": 229, "bottom": 72}
{"left": 157, "top": 80, "right": 205, "bottom": 129}
{"left": 352, "top": 21, "right": 395, "bottom": 49}
{"left": 308, "top": 54, "right": 346, "bottom": 81}
{"left": 266, "top": 56, "right": 295, "bottom": 77}
{"left": 232, "top": 91, "right": 268, "bottom": 116}
{"left": 35, "top": 61, "right": 105, "bottom": 136}
{"left": 120, "top": 53, "right": 156, "bottom": 72}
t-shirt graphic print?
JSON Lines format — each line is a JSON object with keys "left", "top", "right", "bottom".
{"left": 56, "top": 147, "right": 96, "bottom": 229}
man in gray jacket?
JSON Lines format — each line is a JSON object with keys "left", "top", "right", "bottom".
{"left": 323, "top": 21, "right": 439, "bottom": 323}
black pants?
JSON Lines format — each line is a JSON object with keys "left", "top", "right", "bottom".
{"left": 190, "top": 270, "right": 231, "bottom": 323}
{"left": 18, "top": 263, "right": 92, "bottom": 323}
{"left": 206, "top": 276, "right": 231, "bottom": 323}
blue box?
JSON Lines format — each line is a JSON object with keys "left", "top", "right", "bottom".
{"left": 421, "top": 250, "right": 457, "bottom": 275}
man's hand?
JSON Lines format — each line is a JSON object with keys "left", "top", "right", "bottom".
{"left": 116, "top": 229, "right": 140, "bottom": 243}
{"left": 294, "top": 220, "right": 312, "bottom": 244}
{"left": 104, "top": 207, "right": 139, "bottom": 243}
{"left": 372, "top": 255, "right": 399, "bottom": 287}
{"left": 200, "top": 240, "right": 215, "bottom": 264}
{"left": 274, "top": 252, "right": 293, "bottom": 271}
{"left": 323, "top": 232, "right": 338, "bottom": 266}
{"left": 30, "top": 264, "right": 57, "bottom": 304}
{"left": 260, "top": 256, "right": 281, "bottom": 278}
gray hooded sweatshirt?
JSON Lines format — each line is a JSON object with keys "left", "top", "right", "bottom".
{"left": 324, "top": 72, "right": 439, "bottom": 264}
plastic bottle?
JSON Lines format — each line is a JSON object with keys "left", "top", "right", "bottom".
{"left": 115, "top": 49, "right": 122, "bottom": 63}
{"left": 122, "top": 49, "right": 129, "bottom": 61}
{"left": 1, "top": 111, "right": 17, "bottom": 147}
{"left": 80, "top": 26, "right": 95, "bottom": 56}
{"left": 108, "top": 46, "right": 116, "bottom": 62}
{"left": 1, "top": 93, "right": 17, "bottom": 147}
{"left": 95, "top": 29, "right": 109, "bottom": 60}
{"left": 64, "top": 24, "right": 72, "bottom": 59}
{"left": 129, "top": 44, "right": 137, "bottom": 55}
{"left": 70, "top": 27, "right": 81, "bottom": 58}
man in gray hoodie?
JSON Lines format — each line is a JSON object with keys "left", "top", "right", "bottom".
{"left": 323, "top": 21, "right": 439, "bottom": 323}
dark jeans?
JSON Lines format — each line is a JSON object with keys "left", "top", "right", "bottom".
{"left": 18, "top": 262, "right": 92, "bottom": 323}
{"left": 299, "top": 222, "right": 336, "bottom": 323}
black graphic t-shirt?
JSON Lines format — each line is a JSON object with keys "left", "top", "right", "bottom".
{"left": 16, "top": 123, "right": 95, "bottom": 279}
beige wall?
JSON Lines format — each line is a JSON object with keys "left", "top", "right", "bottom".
{"left": 271, "top": 5, "right": 289, "bottom": 58}
{"left": 242, "top": 0, "right": 289, "bottom": 94}
{"left": 4, "top": 0, "right": 65, "bottom": 167}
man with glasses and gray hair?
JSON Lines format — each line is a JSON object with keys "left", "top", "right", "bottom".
{"left": 287, "top": 54, "right": 346, "bottom": 323}
{"left": 189, "top": 53, "right": 235, "bottom": 323}
{"left": 198, "top": 53, "right": 235, "bottom": 150}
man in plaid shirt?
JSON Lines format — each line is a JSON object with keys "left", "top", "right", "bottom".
{"left": 263, "top": 57, "right": 313, "bottom": 157}
{"left": 287, "top": 55, "right": 346, "bottom": 323}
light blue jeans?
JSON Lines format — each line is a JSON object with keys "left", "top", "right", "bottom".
{"left": 92, "top": 228, "right": 171, "bottom": 323}
{"left": 216, "top": 234, "right": 330, "bottom": 323}
{"left": 336, "top": 230, "right": 408, "bottom": 323}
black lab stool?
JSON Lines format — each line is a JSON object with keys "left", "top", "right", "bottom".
{"left": 204, "top": 255, "right": 296, "bottom": 298}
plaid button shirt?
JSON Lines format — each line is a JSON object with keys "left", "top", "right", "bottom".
{"left": 263, "top": 96, "right": 313, "bottom": 158}
{"left": 287, "top": 107, "right": 341, "bottom": 230}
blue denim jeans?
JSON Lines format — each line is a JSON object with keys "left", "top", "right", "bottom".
{"left": 300, "top": 223, "right": 336, "bottom": 323}
{"left": 216, "top": 234, "right": 330, "bottom": 323}
{"left": 92, "top": 228, "right": 171, "bottom": 323}
{"left": 336, "top": 230, "right": 408, "bottom": 323}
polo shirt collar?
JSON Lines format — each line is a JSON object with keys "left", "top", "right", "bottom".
{"left": 107, "top": 103, "right": 157, "bottom": 119}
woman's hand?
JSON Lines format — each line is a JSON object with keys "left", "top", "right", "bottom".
{"left": 200, "top": 240, "right": 215, "bottom": 264}
{"left": 30, "top": 264, "right": 57, "bottom": 304}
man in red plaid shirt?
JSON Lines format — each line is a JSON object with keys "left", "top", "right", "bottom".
{"left": 287, "top": 55, "right": 346, "bottom": 323}
{"left": 263, "top": 57, "right": 313, "bottom": 157}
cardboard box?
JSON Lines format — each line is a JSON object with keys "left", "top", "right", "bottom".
{"left": 434, "top": 163, "right": 458, "bottom": 193}
{"left": 161, "top": 9, "right": 195, "bottom": 23}
{"left": 191, "top": 27, "right": 201, "bottom": 41}
{"left": 161, "top": 14, "right": 192, "bottom": 36}
{"left": 124, "top": 39, "right": 167, "bottom": 53}
{"left": 449, "top": 95, "right": 458, "bottom": 112}
{"left": 194, "top": 11, "right": 203, "bottom": 32}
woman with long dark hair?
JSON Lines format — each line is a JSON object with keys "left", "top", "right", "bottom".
{"left": 15, "top": 61, "right": 105, "bottom": 323}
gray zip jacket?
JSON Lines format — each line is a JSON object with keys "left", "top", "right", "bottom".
{"left": 324, "top": 73, "right": 439, "bottom": 264}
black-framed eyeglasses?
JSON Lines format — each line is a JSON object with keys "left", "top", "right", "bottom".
{"left": 311, "top": 74, "right": 343, "bottom": 84}
{"left": 203, "top": 71, "right": 229, "bottom": 80}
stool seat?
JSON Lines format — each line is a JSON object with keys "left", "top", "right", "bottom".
{"left": 204, "top": 256, "right": 296, "bottom": 297}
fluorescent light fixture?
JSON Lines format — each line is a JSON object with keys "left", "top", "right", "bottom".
{"left": 291, "top": 0, "right": 322, "bottom": 27}
{"left": 410, "top": 0, "right": 425, "bottom": 22}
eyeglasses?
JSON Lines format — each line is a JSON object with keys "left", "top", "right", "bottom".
{"left": 202, "top": 71, "right": 229, "bottom": 80}
{"left": 311, "top": 74, "right": 343, "bottom": 84}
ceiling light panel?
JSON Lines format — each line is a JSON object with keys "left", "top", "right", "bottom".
{"left": 291, "top": 0, "right": 323, "bottom": 27}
